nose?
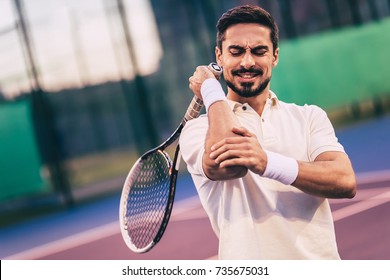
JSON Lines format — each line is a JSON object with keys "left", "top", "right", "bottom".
{"left": 240, "top": 51, "right": 255, "bottom": 69}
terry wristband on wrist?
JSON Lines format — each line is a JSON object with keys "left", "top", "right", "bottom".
{"left": 200, "top": 78, "right": 227, "bottom": 112}
{"left": 262, "top": 150, "right": 299, "bottom": 185}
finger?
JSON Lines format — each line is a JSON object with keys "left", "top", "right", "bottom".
{"left": 197, "top": 65, "right": 214, "bottom": 77}
{"left": 216, "top": 150, "right": 261, "bottom": 172}
{"left": 210, "top": 136, "right": 247, "bottom": 152}
{"left": 211, "top": 144, "right": 251, "bottom": 163}
{"left": 219, "top": 157, "right": 247, "bottom": 168}
{"left": 209, "top": 143, "right": 229, "bottom": 159}
{"left": 232, "top": 126, "right": 254, "bottom": 137}
{"left": 217, "top": 149, "right": 268, "bottom": 174}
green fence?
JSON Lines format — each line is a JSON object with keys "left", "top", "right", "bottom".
{"left": 273, "top": 18, "right": 390, "bottom": 109}
{"left": 0, "top": 100, "right": 48, "bottom": 201}
{"left": 1, "top": 17, "right": 390, "bottom": 204}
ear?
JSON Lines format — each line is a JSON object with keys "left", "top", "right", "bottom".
{"left": 215, "top": 46, "right": 222, "bottom": 66}
{"left": 272, "top": 47, "right": 279, "bottom": 67}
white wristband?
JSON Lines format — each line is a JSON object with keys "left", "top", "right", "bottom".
{"left": 262, "top": 150, "right": 299, "bottom": 185}
{"left": 201, "top": 78, "right": 227, "bottom": 112}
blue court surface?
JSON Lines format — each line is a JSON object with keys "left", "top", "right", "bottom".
{"left": 1, "top": 115, "right": 390, "bottom": 259}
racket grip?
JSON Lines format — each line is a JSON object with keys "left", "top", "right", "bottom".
{"left": 183, "top": 97, "right": 204, "bottom": 124}
{"left": 182, "top": 63, "right": 222, "bottom": 125}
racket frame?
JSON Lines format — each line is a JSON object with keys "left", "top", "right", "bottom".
{"left": 119, "top": 63, "right": 222, "bottom": 253}
{"left": 119, "top": 125, "right": 183, "bottom": 253}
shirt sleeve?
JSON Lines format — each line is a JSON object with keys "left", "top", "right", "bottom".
{"left": 306, "top": 105, "right": 345, "bottom": 161}
{"left": 179, "top": 115, "right": 208, "bottom": 177}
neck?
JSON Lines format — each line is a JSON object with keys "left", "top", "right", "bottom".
{"left": 227, "top": 88, "right": 271, "bottom": 116}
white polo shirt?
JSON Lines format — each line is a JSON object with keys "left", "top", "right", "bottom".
{"left": 179, "top": 91, "right": 344, "bottom": 260}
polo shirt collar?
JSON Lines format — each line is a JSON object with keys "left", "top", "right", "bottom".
{"left": 226, "top": 90, "right": 280, "bottom": 110}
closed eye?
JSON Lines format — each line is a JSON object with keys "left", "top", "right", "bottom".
{"left": 229, "top": 46, "right": 245, "bottom": 56}
{"left": 251, "top": 46, "right": 268, "bottom": 56}
{"left": 228, "top": 45, "right": 269, "bottom": 56}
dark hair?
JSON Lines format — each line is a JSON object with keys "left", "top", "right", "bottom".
{"left": 216, "top": 5, "right": 279, "bottom": 53}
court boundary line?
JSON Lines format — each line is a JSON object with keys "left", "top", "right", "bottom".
{"left": 330, "top": 186, "right": 389, "bottom": 204}
{"left": 356, "top": 169, "right": 390, "bottom": 185}
{"left": 3, "top": 221, "right": 119, "bottom": 260}
{"left": 3, "top": 196, "right": 203, "bottom": 260}
{"left": 5, "top": 173, "right": 390, "bottom": 260}
{"left": 332, "top": 190, "right": 390, "bottom": 221}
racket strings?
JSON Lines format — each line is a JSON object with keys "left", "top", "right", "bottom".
{"left": 124, "top": 151, "right": 172, "bottom": 250}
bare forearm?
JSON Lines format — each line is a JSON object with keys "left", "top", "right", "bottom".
{"left": 187, "top": 66, "right": 246, "bottom": 180}
{"left": 209, "top": 129, "right": 357, "bottom": 198}
{"left": 293, "top": 152, "right": 356, "bottom": 199}
{"left": 203, "top": 102, "right": 248, "bottom": 180}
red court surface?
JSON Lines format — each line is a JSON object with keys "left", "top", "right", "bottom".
{"left": 4, "top": 172, "right": 390, "bottom": 260}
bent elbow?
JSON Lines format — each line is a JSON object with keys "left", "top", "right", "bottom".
{"left": 205, "top": 165, "right": 248, "bottom": 181}
{"left": 347, "top": 183, "right": 357, "bottom": 199}
{"left": 342, "top": 174, "right": 357, "bottom": 199}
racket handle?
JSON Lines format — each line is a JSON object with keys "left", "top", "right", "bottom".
{"left": 183, "top": 97, "right": 204, "bottom": 123}
{"left": 183, "top": 63, "right": 222, "bottom": 124}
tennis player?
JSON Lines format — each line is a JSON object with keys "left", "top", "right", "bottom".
{"left": 180, "top": 5, "right": 356, "bottom": 259}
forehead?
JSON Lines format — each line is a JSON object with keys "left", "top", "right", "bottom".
{"left": 223, "top": 23, "right": 272, "bottom": 48}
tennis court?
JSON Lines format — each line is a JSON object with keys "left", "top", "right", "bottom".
{"left": 1, "top": 116, "right": 389, "bottom": 260}
{"left": 1, "top": 0, "right": 390, "bottom": 264}
{"left": 1, "top": 175, "right": 389, "bottom": 260}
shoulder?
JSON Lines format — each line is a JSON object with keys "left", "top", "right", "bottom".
{"left": 278, "top": 99, "right": 323, "bottom": 113}
{"left": 278, "top": 100, "right": 328, "bottom": 121}
{"left": 180, "top": 114, "right": 208, "bottom": 142}
{"left": 182, "top": 114, "right": 208, "bottom": 131}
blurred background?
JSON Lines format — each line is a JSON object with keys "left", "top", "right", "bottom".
{"left": 1, "top": 0, "right": 390, "bottom": 259}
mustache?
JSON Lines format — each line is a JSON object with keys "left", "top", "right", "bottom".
{"left": 232, "top": 66, "right": 263, "bottom": 75}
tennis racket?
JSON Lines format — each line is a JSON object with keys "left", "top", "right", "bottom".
{"left": 119, "top": 62, "right": 222, "bottom": 253}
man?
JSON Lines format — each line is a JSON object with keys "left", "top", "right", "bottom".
{"left": 179, "top": 5, "right": 356, "bottom": 259}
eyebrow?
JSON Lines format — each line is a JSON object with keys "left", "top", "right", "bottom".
{"left": 228, "top": 44, "right": 269, "bottom": 51}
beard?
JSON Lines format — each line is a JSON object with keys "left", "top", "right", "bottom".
{"left": 225, "top": 66, "right": 271, "bottom": 98}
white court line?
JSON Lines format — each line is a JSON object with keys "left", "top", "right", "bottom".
{"left": 330, "top": 187, "right": 389, "bottom": 204}
{"left": 332, "top": 190, "right": 390, "bottom": 221}
{"left": 356, "top": 169, "right": 390, "bottom": 185}
{"left": 5, "top": 182, "right": 390, "bottom": 260}
{"left": 4, "top": 221, "right": 120, "bottom": 260}
{"left": 3, "top": 196, "right": 203, "bottom": 260}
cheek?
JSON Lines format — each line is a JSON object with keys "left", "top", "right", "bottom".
{"left": 261, "top": 59, "right": 275, "bottom": 73}
{"left": 222, "top": 70, "right": 234, "bottom": 81}
{"left": 219, "top": 59, "right": 231, "bottom": 71}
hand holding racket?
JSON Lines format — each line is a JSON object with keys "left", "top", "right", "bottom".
{"left": 119, "top": 63, "right": 223, "bottom": 253}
